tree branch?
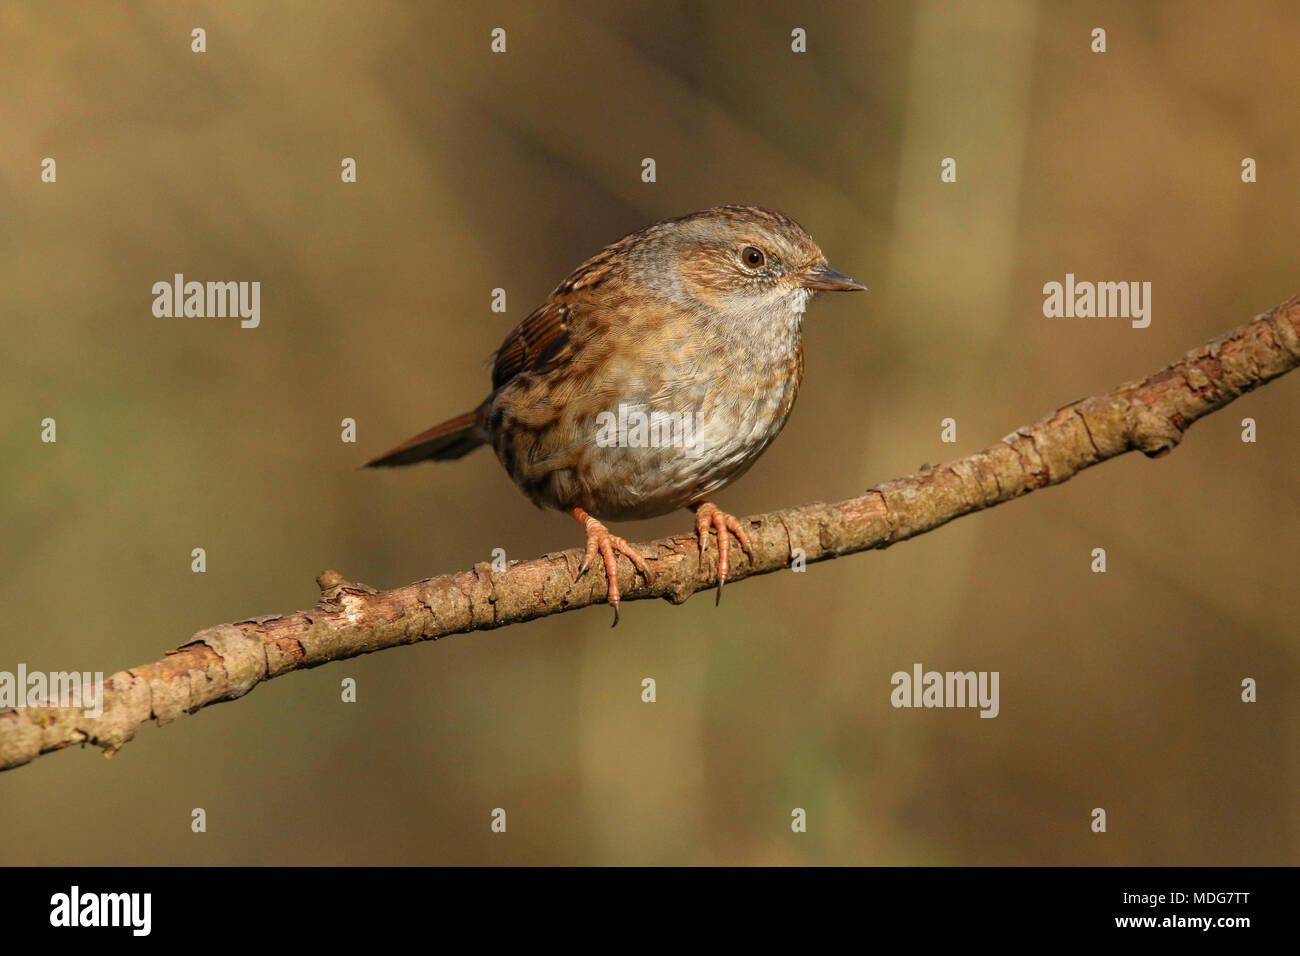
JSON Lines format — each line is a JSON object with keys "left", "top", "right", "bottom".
{"left": 3, "top": 296, "right": 1298, "bottom": 772}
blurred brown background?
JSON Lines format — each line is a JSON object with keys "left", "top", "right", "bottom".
{"left": 2, "top": 0, "right": 1296, "bottom": 865}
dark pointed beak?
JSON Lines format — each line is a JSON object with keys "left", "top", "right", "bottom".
{"left": 798, "top": 263, "right": 867, "bottom": 292}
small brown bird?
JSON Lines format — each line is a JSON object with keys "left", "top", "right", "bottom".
{"left": 365, "top": 205, "right": 866, "bottom": 622}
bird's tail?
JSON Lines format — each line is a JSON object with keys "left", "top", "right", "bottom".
{"left": 362, "top": 409, "right": 485, "bottom": 468}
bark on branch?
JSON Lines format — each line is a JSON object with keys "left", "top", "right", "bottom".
{"left": 3, "top": 296, "right": 1298, "bottom": 772}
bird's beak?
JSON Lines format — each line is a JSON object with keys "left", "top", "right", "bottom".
{"left": 797, "top": 263, "right": 868, "bottom": 292}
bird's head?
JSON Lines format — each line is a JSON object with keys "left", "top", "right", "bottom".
{"left": 649, "top": 205, "right": 866, "bottom": 316}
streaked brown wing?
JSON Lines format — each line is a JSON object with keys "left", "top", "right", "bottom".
{"left": 489, "top": 233, "right": 631, "bottom": 390}
{"left": 490, "top": 300, "right": 576, "bottom": 389}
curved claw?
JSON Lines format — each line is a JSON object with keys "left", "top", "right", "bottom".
{"left": 572, "top": 507, "right": 653, "bottom": 625}
{"left": 691, "top": 502, "right": 753, "bottom": 604}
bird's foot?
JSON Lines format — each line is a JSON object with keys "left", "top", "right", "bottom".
{"left": 573, "top": 507, "right": 654, "bottom": 626}
{"left": 691, "top": 502, "right": 753, "bottom": 604}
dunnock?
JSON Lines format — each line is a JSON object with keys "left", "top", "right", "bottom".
{"left": 365, "top": 205, "right": 866, "bottom": 623}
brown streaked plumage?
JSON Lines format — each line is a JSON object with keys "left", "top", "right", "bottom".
{"left": 365, "top": 205, "right": 866, "bottom": 623}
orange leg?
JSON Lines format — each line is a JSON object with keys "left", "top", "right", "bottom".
{"left": 691, "top": 502, "right": 754, "bottom": 604}
{"left": 573, "top": 507, "right": 653, "bottom": 626}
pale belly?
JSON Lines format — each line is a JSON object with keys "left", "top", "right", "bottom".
{"left": 568, "top": 376, "right": 799, "bottom": 520}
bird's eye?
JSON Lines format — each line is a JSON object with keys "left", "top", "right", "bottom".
{"left": 741, "top": 246, "right": 766, "bottom": 269}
